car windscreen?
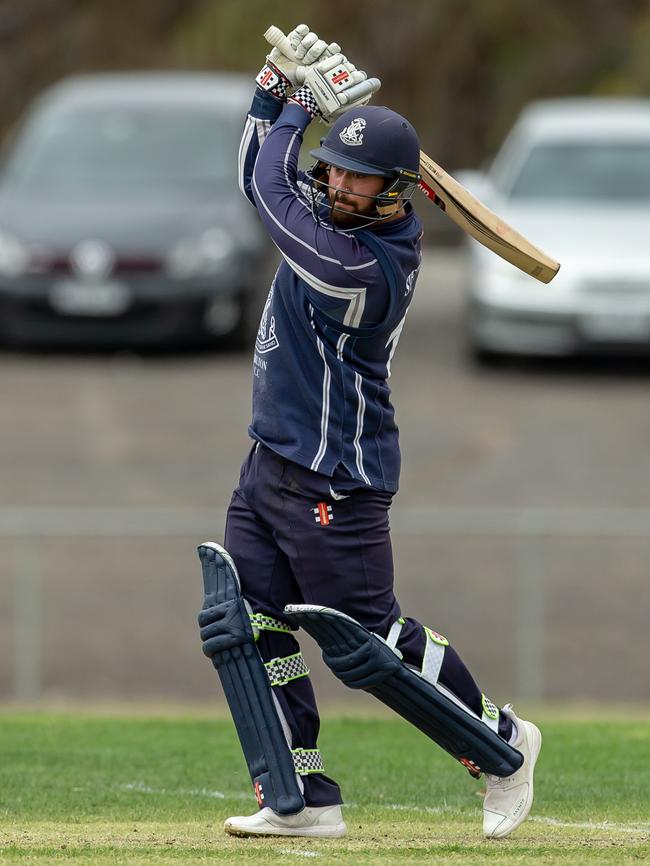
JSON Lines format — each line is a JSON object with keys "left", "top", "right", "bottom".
{"left": 1, "top": 103, "right": 240, "bottom": 191}
{"left": 506, "top": 141, "right": 650, "bottom": 200}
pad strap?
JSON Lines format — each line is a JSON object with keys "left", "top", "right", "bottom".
{"left": 421, "top": 626, "right": 449, "bottom": 686}
{"left": 292, "top": 748, "right": 325, "bottom": 774}
{"left": 250, "top": 612, "right": 295, "bottom": 634}
{"left": 265, "top": 652, "right": 310, "bottom": 687}
{"left": 481, "top": 694, "right": 500, "bottom": 733}
{"left": 385, "top": 618, "right": 404, "bottom": 651}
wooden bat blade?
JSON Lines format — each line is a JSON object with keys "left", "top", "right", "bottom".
{"left": 418, "top": 151, "right": 560, "bottom": 283}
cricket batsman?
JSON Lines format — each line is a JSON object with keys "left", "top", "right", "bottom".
{"left": 197, "top": 24, "right": 542, "bottom": 840}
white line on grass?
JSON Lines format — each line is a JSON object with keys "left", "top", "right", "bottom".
{"left": 382, "top": 803, "right": 459, "bottom": 816}
{"left": 530, "top": 816, "right": 650, "bottom": 836}
{"left": 115, "top": 788, "right": 650, "bottom": 838}
{"left": 375, "top": 803, "right": 650, "bottom": 836}
{"left": 116, "top": 782, "right": 251, "bottom": 801}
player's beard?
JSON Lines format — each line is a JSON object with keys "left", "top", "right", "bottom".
{"left": 328, "top": 189, "right": 377, "bottom": 227}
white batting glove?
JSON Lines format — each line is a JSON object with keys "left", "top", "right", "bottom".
{"left": 256, "top": 24, "right": 341, "bottom": 99}
{"left": 291, "top": 55, "right": 381, "bottom": 122}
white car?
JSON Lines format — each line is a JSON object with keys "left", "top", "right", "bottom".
{"left": 461, "top": 98, "right": 650, "bottom": 359}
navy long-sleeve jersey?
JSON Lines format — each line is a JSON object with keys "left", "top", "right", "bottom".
{"left": 239, "top": 90, "right": 423, "bottom": 493}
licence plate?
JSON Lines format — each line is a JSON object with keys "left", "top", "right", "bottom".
{"left": 579, "top": 312, "right": 650, "bottom": 342}
{"left": 50, "top": 280, "right": 131, "bottom": 317}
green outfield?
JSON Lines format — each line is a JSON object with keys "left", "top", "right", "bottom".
{"left": 0, "top": 710, "right": 648, "bottom": 865}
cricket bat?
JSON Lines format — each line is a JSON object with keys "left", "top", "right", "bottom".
{"left": 264, "top": 25, "right": 560, "bottom": 284}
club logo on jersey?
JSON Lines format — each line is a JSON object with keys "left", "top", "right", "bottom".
{"left": 404, "top": 266, "right": 419, "bottom": 296}
{"left": 255, "top": 281, "right": 280, "bottom": 354}
{"left": 312, "top": 502, "right": 333, "bottom": 525}
{"left": 339, "top": 117, "right": 366, "bottom": 147}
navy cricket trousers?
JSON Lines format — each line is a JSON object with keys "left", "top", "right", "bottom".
{"left": 224, "top": 442, "right": 490, "bottom": 806}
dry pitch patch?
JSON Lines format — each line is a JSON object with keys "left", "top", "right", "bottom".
{"left": 0, "top": 712, "right": 648, "bottom": 864}
{"left": 2, "top": 819, "right": 648, "bottom": 865}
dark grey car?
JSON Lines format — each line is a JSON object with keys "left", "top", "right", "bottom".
{"left": 0, "top": 72, "right": 276, "bottom": 348}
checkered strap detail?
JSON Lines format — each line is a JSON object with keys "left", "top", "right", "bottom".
{"left": 249, "top": 613, "right": 294, "bottom": 633}
{"left": 265, "top": 652, "right": 310, "bottom": 687}
{"left": 256, "top": 62, "right": 290, "bottom": 100}
{"left": 292, "top": 748, "right": 324, "bottom": 775}
{"left": 289, "top": 85, "right": 321, "bottom": 118}
{"left": 481, "top": 694, "right": 500, "bottom": 733}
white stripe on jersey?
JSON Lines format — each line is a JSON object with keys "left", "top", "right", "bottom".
{"left": 238, "top": 117, "right": 256, "bottom": 197}
{"left": 284, "top": 131, "right": 319, "bottom": 217}
{"left": 385, "top": 313, "right": 407, "bottom": 379}
{"left": 353, "top": 373, "right": 371, "bottom": 485}
{"left": 281, "top": 251, "right": 366, "bottom": 327}
{"left": 344, "top": 259, "right": 379, "bottom": 271}
{"left": 336, "top": 333, "right": 349, "bottom": 361}
{"left": 255, "top": 118, "right": 271, "bottom": 145}
{"left": 311, "top": 335, "right": 331, "bottom": 472}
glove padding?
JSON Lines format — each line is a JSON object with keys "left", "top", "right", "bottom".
{"left": 257, "top": 23, "right": 341, "bottom": 97}
{"left": 294, "top": 54, "right": 381, "bottom": 121}
{"left": 289, "top": 25, "right": 341, "bottom": 73}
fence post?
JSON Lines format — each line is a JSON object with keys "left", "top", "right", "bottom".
{"left": 13, "top": 539, "right": 41, "bottom": 702}
{"left": 515, "top": 537, "right": 544, "bottom": 701}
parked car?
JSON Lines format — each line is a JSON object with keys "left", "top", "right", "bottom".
{"left": 0, "top": 72, "right": 275, "bottom": 348}
{"left": 461, "top": 98, "right": 650, "bottom": 359}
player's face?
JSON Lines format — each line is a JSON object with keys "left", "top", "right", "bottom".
{"left": 327, "top": 166, "right": 386, "bottom": 226}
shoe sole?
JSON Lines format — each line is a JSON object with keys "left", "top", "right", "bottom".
{"left": 485, "top": 722, "right": 542, "bottom": 839}
{"left": 224, "top": 822, "right": 347, "bottom": 838}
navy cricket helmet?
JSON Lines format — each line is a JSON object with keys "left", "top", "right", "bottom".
{"left": 310, "top": 105, "right": 420, "bottom": 177}
{"left": 307, "top": 105, "right": 421, "bottom": 226}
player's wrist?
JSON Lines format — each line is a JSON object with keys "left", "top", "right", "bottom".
{"left": 288, "top": 84, "right": 321, "bottom": 119}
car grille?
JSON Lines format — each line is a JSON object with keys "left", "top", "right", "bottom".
{"left": 41, "top": 255, "right": 163, "bottom": 276}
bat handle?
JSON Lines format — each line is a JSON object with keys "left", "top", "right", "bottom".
{"left": 264, "top": 25, "right": 300, "bottom": 62}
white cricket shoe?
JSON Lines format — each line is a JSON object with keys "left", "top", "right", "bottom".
{"left": 483, "top": 705, "right": 542, "bottom": 839}
{"left": 224, "top": 804, "right": 346, "bottom": 838}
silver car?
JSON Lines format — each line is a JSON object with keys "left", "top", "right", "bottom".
{"left": 462, "top": 98, "right": 650, "bottom": 359}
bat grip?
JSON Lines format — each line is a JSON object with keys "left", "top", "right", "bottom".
{"left": 264, "top": 26, "right": 299, "bottom": 62}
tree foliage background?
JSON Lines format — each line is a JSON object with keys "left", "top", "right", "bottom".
{"left": 2, "top": 0, "right": 650, "bottom": 167}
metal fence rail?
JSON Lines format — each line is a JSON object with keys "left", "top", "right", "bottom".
{"left": 2, "top": 506, "right": 648, "bottom": 703}
{"left": 4, "top": 505, "right": 650, "bottom": 537}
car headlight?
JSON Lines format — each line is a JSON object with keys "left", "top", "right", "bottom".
{"left": 0, "top": 229, "right": 29, "bottom": 278}
{"left": 166, "top": 227, "right": 235, "bottom": 278}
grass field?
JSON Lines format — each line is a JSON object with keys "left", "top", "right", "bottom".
{"left": 0, "top": 709, "right": 648, "bottom": 865}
